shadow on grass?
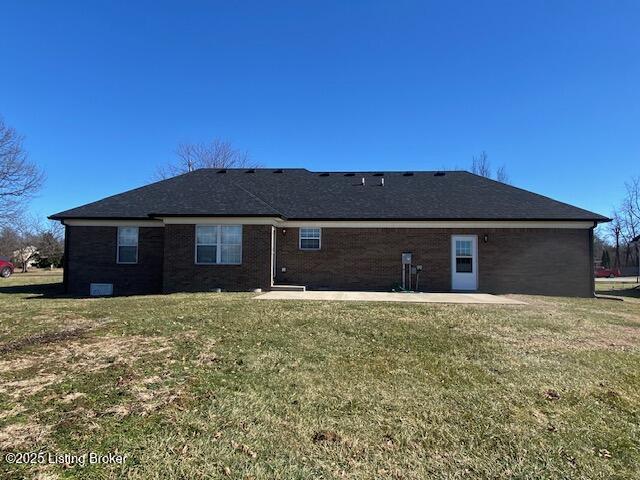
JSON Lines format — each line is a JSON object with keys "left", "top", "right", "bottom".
{"left": 0, "top": 281, "right": 66, "bottom": 299}
{"left": 0, "top": 281, "right": 164, "bottom": 299}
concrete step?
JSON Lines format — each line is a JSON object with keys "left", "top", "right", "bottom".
{"left": 271, "top": 285, "right": 306, "bottom": 292}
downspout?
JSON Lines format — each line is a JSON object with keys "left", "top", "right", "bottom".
{"left": 589, "top": 223, "right": 595, "bottom": 297}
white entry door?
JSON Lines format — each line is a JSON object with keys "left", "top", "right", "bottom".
{"left": 451, "top": 235, "right": 478, "bottom": 291}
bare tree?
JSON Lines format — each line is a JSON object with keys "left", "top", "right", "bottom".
{"left": 496, "top": 165, "right": 510, "bottom": 184}
{"left": 9, "top": 216, "right": 40, "bottom": 272}
{"left": 621, "top": 205, "right": 639, "bottom": 267}
{"left": 609, "top": 176, "right": 640, "bottom": 270}
{"left": 0, "top": 117, "right": 45, "bottom": 225}
{"left": 471, "top": 151, "right": 491, "bottom": 177}
{"left": 0, "top": 226, "right": 20, "bottom": 259}
{"left": 155, "top": 139, "right": 260, "bottom": 180}
{"left": 623, "top": 176, "right": 640, "bottom": 224}
{"left": 609, "top": 212, "right": 622, "bottom": 268}
{"left": 34, "top": 221, "right": 64, "bottom": 268}
{"left": 470, "top": 151, "right": 510, "bottom": 184}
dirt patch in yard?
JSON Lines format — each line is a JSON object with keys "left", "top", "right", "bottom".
{"left": 0, "top": 335, "right": 171, "bottom": 399}
{"left": 0, "top": 318, "right": 102, "bottom": 354}
{"left": 0, "top": 326, "right": 92, "bottom": 354}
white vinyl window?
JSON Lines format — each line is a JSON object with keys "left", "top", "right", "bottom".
{"left": 117, "top": 227, "right": 138, "bottom": 264}
{"left": 196, "top": 225, "right": 242, "bottom": 265}
{"left": 299, "top": 227, "right": 321, "bottom": 250}
{"left": 455, "top": 239, "right": 473, "bottom": 273}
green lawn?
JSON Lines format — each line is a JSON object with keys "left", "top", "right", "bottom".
{"left": 1, "top": 273, "right": 639, "bottom": 479}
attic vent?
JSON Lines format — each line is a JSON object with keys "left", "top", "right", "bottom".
{"left": 273, "top": 169, "right": 283, "bottom": 173}
{"left": 217, "top": 169, "right": 227, "bottom": 174}
{"left": 434, "top": 171, "right": 446, "bottom": 177}
{"left": 373, "top": 172, "right": 384, "bottom": 176}
{"left": 403, "top": 172, "right": 414, "bottom": 176}
{"left": 344, "top": 173, "right": 355, "bottom": 177}
{"left": 245, "top": 169, "right": 255, "bottom": 173}
{"left": 319, "top": 172, "right": 330, "bottom": 177}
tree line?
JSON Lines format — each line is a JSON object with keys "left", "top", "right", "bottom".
{"left": 595, "top": 177, "right": 640, "bottom": 271}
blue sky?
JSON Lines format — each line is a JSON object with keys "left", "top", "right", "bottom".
{"left": 1, "top": 1, "right": 638, "bottom": 222}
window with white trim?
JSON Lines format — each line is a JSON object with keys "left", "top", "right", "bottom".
{"left": 117, "top": 227, "right": 138, "bottom": 264}
{"left": 196, "top": 225, "right": 242, "bottom": 264}
{"left": 455, "top": 239, "right": 473, "bottom": 273}
{"left": 299, "top": 227, "right": 321, "bottom": 250}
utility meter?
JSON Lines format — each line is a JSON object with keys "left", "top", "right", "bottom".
{"left": 401, "top": 252, "right": 412, "bottom": 265}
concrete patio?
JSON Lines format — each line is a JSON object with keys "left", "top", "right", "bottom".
{"left": 254, "top": 291, "right": 526, "bottom": 305}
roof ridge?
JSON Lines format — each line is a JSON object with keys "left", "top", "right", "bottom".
{"left": 195, "top": 168, "right": 468, "bottom": 174}
{"left": 229, "top": 179, "right": 285, "bottom": 218}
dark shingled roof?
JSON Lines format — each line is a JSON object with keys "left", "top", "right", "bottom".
{"left": 50, "top": 169, "right": 609, "bottom": 222}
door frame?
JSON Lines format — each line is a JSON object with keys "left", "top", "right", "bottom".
{"left": 271, "top": 226, "right": 276, "bottom": 286}
{"left": 451, "top": 234, "right": 478, "bottom": 291}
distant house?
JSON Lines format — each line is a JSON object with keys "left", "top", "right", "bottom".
{"left": 50, "top": 169, "right": 609, "bottom": 297}
{"left": 12, "top": 245, "right": 39, "bottom": 270}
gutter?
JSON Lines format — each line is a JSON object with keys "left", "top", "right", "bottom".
{"left": 50, "top": 215, "right": 610, "bottom": 223}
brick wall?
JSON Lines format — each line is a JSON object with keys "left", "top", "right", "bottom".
{"left": 66, "top": 224, "right": 593, "bottom": 297}
{"left": 162, "top": 224, "right": 273, "bottom": 293}
{"left": 477, "top": 228, "right": 592, "bottom": 296}
{"left": 66, "top": 226, "right": 164, "bottom": 296}
{"left": 275, "top": 227, "right": 593, "bottom": 297}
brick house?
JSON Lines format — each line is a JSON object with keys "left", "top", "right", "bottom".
{"left": 50, "top": 169, "right": 609, "bottom": 297}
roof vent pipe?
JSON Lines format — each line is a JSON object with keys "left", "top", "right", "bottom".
{"left": 381, "top": 178, "right": 385, "bottom": 186}
{"left": 361, "top": 177, "right": 365, "bottom": 186}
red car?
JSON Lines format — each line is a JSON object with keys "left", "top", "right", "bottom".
{"left": 595, "top": 266, "right": 622, "bottom": 278}
{"left": 0, "top": 257, "right": 14, "bottom": 278}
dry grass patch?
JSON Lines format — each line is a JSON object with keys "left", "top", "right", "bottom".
{"left": 0, "top": 334, "right": 171, "bottom": 396}
{"left": 0, "top": 421, "right": 52, "bottom": 449}
{"left": 477, "top": 295, "right": 640, "bottom": 352}
{"left": 0, "top": 373, "right": 59, "bottom": 399}
{"left": 104, "top": 377, "right": 185, "bottom": 419}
